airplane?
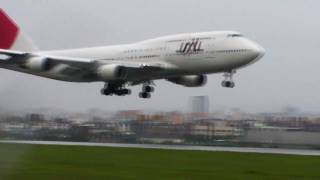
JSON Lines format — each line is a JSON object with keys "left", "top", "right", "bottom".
{"left": 0, "top": 9, "right": 265, "bottom": 99}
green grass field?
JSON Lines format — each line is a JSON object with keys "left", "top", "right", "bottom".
{"left": 0, "top": 143, "right": 320, "bottom": 180}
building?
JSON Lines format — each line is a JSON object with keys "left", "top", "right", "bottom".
{"left": 189, "top": 120, "right": 243, "bottom": 138}
{"left": 189, "top": 96, "right": 210, "bottom": 116}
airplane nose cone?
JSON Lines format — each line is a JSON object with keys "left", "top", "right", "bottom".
{"left": 256, "top": 45, "right": 265, "bottom": 59}
{"left": 251, "top": 43, "right": 265, "bottom": 62}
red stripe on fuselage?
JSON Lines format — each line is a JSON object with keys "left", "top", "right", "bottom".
{"left": 0, "top": 9, "right": 18, "bottom": 49}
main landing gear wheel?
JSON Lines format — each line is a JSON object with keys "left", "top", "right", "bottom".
{"left": 139, "top": 92, "right": 151, "bottom": 99}
{"left": 221, "top": 70, "right": 236, "bottom": 88}
{"left": 139, "top": 83, "right": 155, "bottom": 99}
{"left": 142, "top": 85, "right": 154, "bottom": 93}
{"left": 114, "top": 89, "right": 131, "bottom": 96}
{"left": 101, "top": 88, "right": 112, "bottom": 96}
{"left": 100, "top": 83, "right": 131, "bottom": 96}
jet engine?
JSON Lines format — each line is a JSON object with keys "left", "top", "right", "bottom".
{"left": 167, "top": 75, "right": 207, "bottom": 87}
{"left": 23, "top": 57, "right": 50, "bottom": 71}
{"left": 97, "top": 64, "right": 127, "bottom": 81}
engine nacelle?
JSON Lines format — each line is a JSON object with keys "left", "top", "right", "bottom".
{"left": 24, "top": 57, "right": 50, "bottom": 72}
{"left": 167, "top": 75, "right": 207, "bottom": 87}
{"left": 97, "top": 64, "right": 127, "bottom": 81}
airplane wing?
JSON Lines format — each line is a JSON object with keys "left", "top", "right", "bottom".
{"left": 0, "top": 49, "right": 166, "bottom": 69}
{"left": 0, "top": 49, "right": 93, "bottom": 68}
{"left": 0, "top": 49, "right": 167, "bottom": 81}
{"left": 97, "top": 60, "right": 165, "bottom": 71}
{"left": 0, "top": 49, "right": 28, "bottom": 56}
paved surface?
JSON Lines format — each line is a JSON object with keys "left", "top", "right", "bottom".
{"left": 1, "top": 140, "right": 320, "bottom": 156}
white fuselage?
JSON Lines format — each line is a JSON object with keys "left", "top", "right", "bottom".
{"left": 7, "top": 31, "right": 265, "bottom": 82}
{"left": 51, "top": 31, "right": 263, "bottom": 81}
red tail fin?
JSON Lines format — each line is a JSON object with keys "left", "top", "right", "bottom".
{"left": 0, "top": 9, "right": 18, "bottom": 49}
{"left": 0, "top": 9, "right": 37, "bottom": 52}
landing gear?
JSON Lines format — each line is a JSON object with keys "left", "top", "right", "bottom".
{"left": 221, "top": 80, "right": 235, "bottom": 88}
{"left": 139, "top": 92, "right": 151, "bottom": 99}
{"left": 222, "top": 70, "right": 236, "bottom": 88}
{"left": 101, "top": 81, "right": 156, "bottom": 98}
{"left": 142, "top": 85, "right": 154, "bottom": 93}
{"left": 114, "top": 89, "right": 131, "bottom": 96}
{"left": 139, "top": 83, "right": 155, "bottom": 99}
{"left": 100, "top": 83, "right": 131, "bottom": 96}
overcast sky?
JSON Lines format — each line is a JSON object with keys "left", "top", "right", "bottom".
{"left": 0, "top": 0, "right": 319, "bottom": 113}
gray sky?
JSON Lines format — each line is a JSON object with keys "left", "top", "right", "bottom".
{"left": 0, "top": 0, "right": 319, "bottom": 113}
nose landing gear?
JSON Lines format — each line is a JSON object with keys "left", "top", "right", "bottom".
{"left": 222, "top": 70, "right": 236, "bottom": 88}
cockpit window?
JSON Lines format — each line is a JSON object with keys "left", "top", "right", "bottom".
{"left": 228, "top": 34, "right": 243, "bottom": 37}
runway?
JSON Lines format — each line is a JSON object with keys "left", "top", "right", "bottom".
{"left": 1, "top": 140, "right": 320, "bottom": 156}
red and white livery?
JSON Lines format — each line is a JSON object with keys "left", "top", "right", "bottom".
{"left": 0, "top": 9, "right": 265, "bottom": 98}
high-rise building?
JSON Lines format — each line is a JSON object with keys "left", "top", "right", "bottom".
{"left": 190, "top": 96, "right": 210, "bottom": 114}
